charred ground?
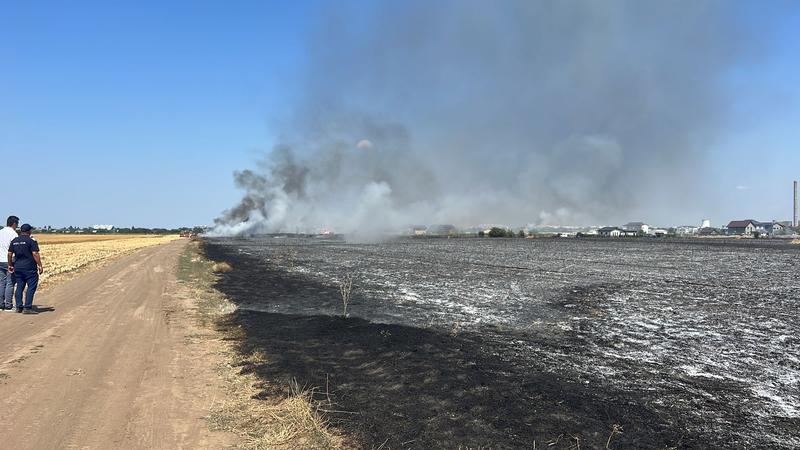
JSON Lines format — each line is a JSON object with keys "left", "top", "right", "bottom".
{"left": 203, "top": 237, "right": 800, "bottom": 449}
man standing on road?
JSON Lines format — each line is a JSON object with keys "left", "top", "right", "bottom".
{"left": 8, "top": 224, "right": 44, "bottom": 314}
{"left": 0, "top": 215, "right": 19, "bottom": 311}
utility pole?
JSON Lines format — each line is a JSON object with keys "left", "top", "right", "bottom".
{"left": 794, "top": 180, "right": 798, "bottom": 228}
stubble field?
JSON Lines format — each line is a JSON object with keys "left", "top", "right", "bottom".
{"left": 33, "top": 234, "right": 181, "bottom": 285}
{"left": 204, "top": 236, "right": 799, "bottom": 449}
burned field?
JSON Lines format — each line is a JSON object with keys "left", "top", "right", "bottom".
{"left": 204, "top": 237, "right": 800, "bottom": 449}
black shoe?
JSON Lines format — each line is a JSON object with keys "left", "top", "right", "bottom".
{"left": 16, "top": 308, "right": 23, "bottom": 313}
{"left": 22, "top": 308, "right": 37, "bottom": 315}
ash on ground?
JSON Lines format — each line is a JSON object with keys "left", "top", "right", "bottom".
{"left": 205, "top": 237, "right": 799, "bottom": 449}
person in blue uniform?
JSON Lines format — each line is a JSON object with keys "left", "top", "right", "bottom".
{"left": 7, "top": 224, "right": 44, "bottom": 314}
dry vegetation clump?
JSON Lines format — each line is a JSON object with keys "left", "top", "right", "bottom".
{"left": 211, "top": 261, "right": 233, "bottom": 273}
{"left": 178, "top": 244, "right": 348, "bottom": 449}
{"left": 339, "top": 274, "right": 355, "bottom": 317}
{"left": 209, "top": 351, "right": 346, "bottom": 450}
{"left": 36, "top": 234, "right": 179, "bottom": 286}
{"left": 791, "top": 239, "right": 800, "bottom": 245}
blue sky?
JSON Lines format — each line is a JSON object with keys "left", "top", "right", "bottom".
{"left": 1, "top": 1, "right": 314, "bottom": 228}
{"left": 1, "top": 1, "right": 799, "bottom": 228}
{"left": 708, "top": 2, "right": 800, "bottom": 225}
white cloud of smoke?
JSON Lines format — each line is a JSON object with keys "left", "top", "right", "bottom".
{"left": 212, "top": 0, "right": 748, "bottom": 236}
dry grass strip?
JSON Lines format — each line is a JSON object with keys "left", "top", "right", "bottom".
{"left": 179, "top": 242, "right": 349, "bottom": 449}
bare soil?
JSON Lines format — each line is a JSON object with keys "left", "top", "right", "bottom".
{"left": 0, "top": 239, "right": 236, "bottom": 450}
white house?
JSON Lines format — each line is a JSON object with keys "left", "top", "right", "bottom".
{"left": 676, "top": 226, "right": 699, "bottom": 235}
{"left": 623, "top": 222, "right": 650, "bottom": 234}
{"left": 755, "top": 221, "right": 785, "bottom": 236}
{"left": 651, "top": 228, "right": 669, "bottom": 237}
{"left": 598, "top": 226, "right": 623, "bottom": 237}
{"left": 408, "top": 225, "right": 427, "bottom": 236}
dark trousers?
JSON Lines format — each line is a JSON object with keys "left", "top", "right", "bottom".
{"left": 14, "top": 269, "right": 38, "bottom": 309}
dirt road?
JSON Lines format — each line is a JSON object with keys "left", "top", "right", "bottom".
{"left": 0, "top": 239, "right": 235, "bottom": 449}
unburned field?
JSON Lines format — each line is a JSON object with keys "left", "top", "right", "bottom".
{"left": 204, "top": 237, "right": 800, "bottom": 449}
{"left": 34, "top": 233, "right": 172, "bottom": 245}
{"left": 35, "top": 234, "right": 180, "bottom": 285}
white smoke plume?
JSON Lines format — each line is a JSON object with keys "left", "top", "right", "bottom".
{"left": 212, "top": 0, "right": 749, "bottom": 236}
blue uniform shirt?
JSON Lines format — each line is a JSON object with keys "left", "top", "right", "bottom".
{"left": 10, "top": 236, "right": 39, "bottom": 271}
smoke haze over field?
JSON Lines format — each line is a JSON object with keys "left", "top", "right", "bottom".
{"left": 213, "top": 0, "right": 750, "bottom": 235}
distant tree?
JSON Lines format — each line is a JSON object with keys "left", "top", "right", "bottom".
{"left": 517, "top": 229, "right": 526, "bottom": 238}
{"left": 478, "top": 230, "right": 485, "bottom": 237}
{"left": 488, "top": 227, "right": 507, "bottom": 238}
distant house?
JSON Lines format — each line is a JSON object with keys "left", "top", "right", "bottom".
{"left": 755, "top": 221, "right": 785, "bottom": 236}
{"left": 676, "top": 226, "right": 699, "bottom": 235}
{"left": 598, "top": 226, "right": 623, "bottom": 237}
{"left": 623, "top": 222, "right": 650, "bottom": 235}
{"left": 698, "top": 227, "right": 721, "bottom": 236}
{"left": 409, "top": 225, "right": 427, "bottom": 236}
{"left": 726, "top": 220, "right": 758, "bottom": 236}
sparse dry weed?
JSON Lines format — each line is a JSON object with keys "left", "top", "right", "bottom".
{"left": 606, "top": 423, "right": 623, "bottom": 448}
{"left": 339, "top": 274, "right": 355, "bottom": 317}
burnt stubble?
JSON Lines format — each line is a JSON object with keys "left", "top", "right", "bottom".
{"left": 205, "top": 237, "right": 800, "bottom": 449}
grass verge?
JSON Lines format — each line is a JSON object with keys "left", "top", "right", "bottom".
{"left": 177, "top": 242, "right": 347, "bottom": 449}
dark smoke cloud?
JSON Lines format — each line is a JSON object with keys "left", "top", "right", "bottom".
{"left": 213, "top": 0, "right": 747, "bottom": 235}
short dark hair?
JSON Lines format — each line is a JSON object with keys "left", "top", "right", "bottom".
{"left": 6, "top": 216, "right": 19, "bottom": 227}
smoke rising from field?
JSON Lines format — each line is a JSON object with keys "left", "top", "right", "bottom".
{"left": 213, "top": 0, "right": 747, "bottom": 235}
